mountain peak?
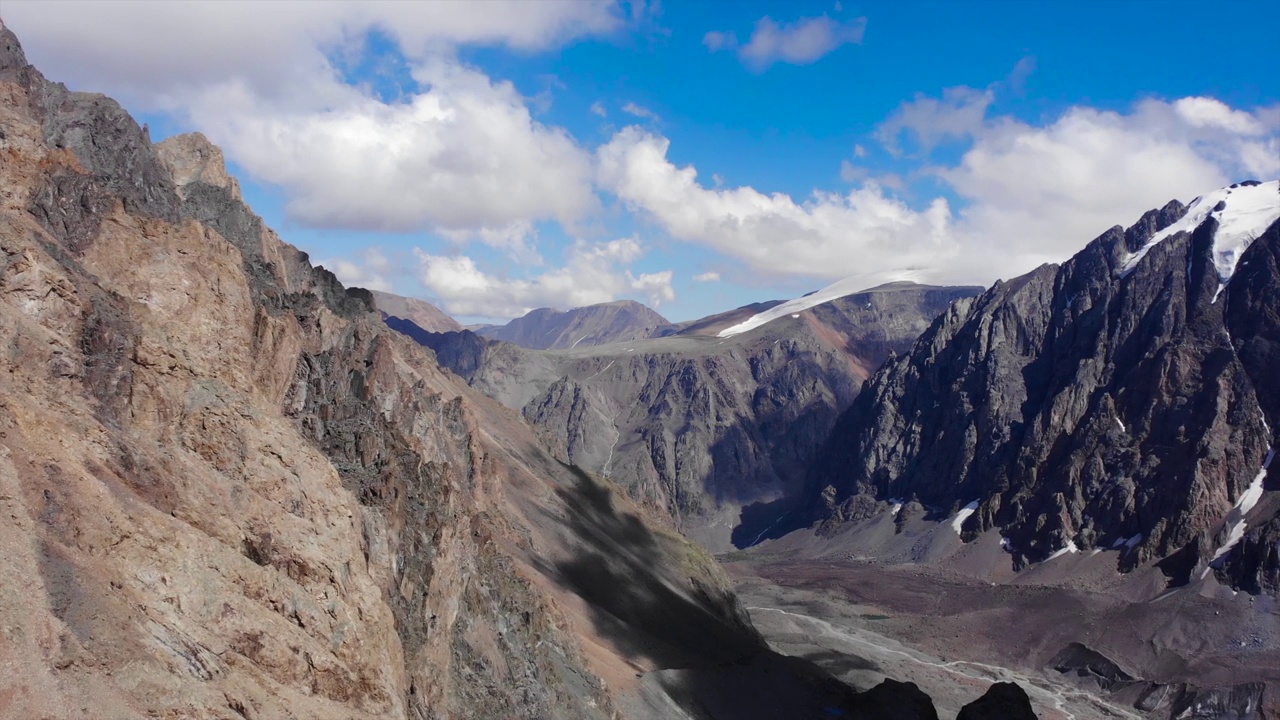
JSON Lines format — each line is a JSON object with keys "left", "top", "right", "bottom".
{"left": 0, "top": 20, "right": 29, "bottom": 75}
{"left": 476, "top": 299, "right": 670, "bottom": 350}
{"left": 1120, "top": 179, "right": 1280, "bottom": 284}
{"left": 156, "top": 132, "right": 243, "bottom": 201}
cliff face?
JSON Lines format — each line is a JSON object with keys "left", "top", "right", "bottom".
{"left": 408, "top": 284, "right": 979, "bottom": 550}
{"left": 475, "top": 299, "right": 672, "bottom": 350}
{"left": 809, "top": 182, "right": 1280, "bottom": 591}
{"left": 0, "top": 25, "right": 773, "bottom": 719}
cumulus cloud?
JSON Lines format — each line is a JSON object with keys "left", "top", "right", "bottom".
{"left": 590, "top": 101, "right": 608, "bottom": 117}
{"left": 4, "top": 1, "right": 627, "bottom": 102}
{"left": 600, "top": 94, "right": 1280, "bottom": 286}
{"left": 186, "top": 60, "right": 596, "bottom": 235}
{"left": 415, "top": 239, "right": 675, "bottom": 318}
{"left": 3, "top": 0, "right": 620, "bottom": 238}
{"left": 693, "top": 271, "right": 721, "bottom": 282}
{"left": 705, "top": 15, "right": 866, "bottom": 71}
{"left": 599, "top": 127, "right": 954, "bottom": 280}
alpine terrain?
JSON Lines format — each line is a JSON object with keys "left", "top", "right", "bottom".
{"left": 0, "top": 20, "right": 1030, "bottom": 720}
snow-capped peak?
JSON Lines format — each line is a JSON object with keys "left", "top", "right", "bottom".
{"left": 718, "top": 276, "right": 898, "bottom": 338}
{"left": 1119, "top": 180, "right": 1280, "bottom": 283}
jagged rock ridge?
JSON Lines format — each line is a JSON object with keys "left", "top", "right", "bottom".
{"left": 809, "top": 180, "right": 1280, "bottom": 592}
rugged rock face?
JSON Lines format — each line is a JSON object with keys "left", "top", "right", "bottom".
{"left": 403, "top": 284, "right": 979, "bottom": 550}
{"left": 809, "top": 182, "right": 1280, "bottom": 592}
{"left": 0, "top": 24, "right": 870, "bottom": 719}
{"left": 1049, "top": 643, "right": 1267, "bottom": 720}
{"left": 474, "top": 299, "right": 672, "bottom": 350}
{"left": 956, "top": 683, "right": 1037, "bottom": 720}
{"left": 368, "top": 289, "right": 461, "bottom": 334}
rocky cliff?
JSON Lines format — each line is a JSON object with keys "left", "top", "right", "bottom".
{"left": 474, "top": 299, "right": 671, "bottom": 350}
{"left": 808, "top": 180, "right": 1280, "bottom": 593}
{"left": 405, "top": 283, "right": 980, "bottom": 551}
{"left": 0, "top": 24, "right": 838, "bottom": 719}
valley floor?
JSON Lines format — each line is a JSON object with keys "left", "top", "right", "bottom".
{"left": 724, "top": 558, "right": 1280, "bottom": 719}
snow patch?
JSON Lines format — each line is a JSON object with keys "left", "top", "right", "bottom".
{"left": 719, "top": 276, "right": 878, "bottom": 337}
{"left": 1046, "top": 541, "right": 1080, "bottom": 561}
{"left": 1208, "top": 446, "right": 1273, "bottom": 566}
{"left": 790, "top": 314, "right": 800, "bottom": 319}
{"left": 1119, "top": 180, "right": 1280, "bottom": 285}
{"left": 949, "top": 500, "right": 979, "bottom": 534}
{"left": 1114, "top": 417, "right": 1126, "bottom": 433}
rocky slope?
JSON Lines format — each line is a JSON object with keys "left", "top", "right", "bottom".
{"left": 368, "top": 289, "right": 461, "bottom": 334}
{"left": 475, "top": 299, "right": 671, "bottom": 350}
{"left": 403, "top": 283, "right": 980, "bottom": 551}
{"left": 808, "top": 180, "right": 1280, "bottom": 593}
{"left": 0, "top": 24, "right": 942, "bottom": 719}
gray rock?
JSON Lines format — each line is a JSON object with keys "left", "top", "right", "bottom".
{"left": 808, "top": 186, "right": 1280, "bottom": 592}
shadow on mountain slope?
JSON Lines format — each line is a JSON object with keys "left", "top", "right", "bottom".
{"left": 540, "top": 463, "right": 939, "bottom": 719}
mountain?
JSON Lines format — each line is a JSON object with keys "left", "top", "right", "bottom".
{"left": 403, "top": 282, "right": 981, "bottom": 551}
{"left": 807, "top": 180, "right": 1280, "bottom": 593}
{"left": 475, "top": 299, "right": 672, "bottom": 349}
{"left": 368, "top": 289, "right": 461, "bottom": 333}
{"left": 1, "top": 24, "right": 971, "bottom": 719}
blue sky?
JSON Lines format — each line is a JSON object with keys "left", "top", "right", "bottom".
{"left": 6, "top": 1, "right": 1280, "bottom": 322}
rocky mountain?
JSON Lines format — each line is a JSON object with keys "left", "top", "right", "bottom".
{"left": 475, "top": 299, "right": 672, "bottom": 350}
{"left": 368, "top": 289, "right": 461, "bottom": 333}
{"left": 808, "top": 180, "right": 1280, "bottom": 593}
{"left": 403, "top": 282, "right": 980, "bottom": 551}
{"left": 0, "top": 24, "right": 985, "bottom": 719}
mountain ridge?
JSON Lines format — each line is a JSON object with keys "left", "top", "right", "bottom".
{"left": 474, "top": 298, "right": 672, "bottom": 350}
{"left": 806, "top": 180, "right": 1280, "bottom": 593}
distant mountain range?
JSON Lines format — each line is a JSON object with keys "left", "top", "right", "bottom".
{"left": 474, "top": 299, "right": 672, "bottom": 349}
{"left": 369, "top": 289, "right": 462, "bottom": 333}
{"left": 388, "top": 281, "right": 982, "bottom": 550}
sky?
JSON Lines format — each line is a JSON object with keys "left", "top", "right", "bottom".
{"left": 5, "top": 1, "right": 1279, "bottom": 323}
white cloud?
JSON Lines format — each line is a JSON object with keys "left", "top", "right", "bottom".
{"left": 693, "top": 271, "right": 721, "bottom": 282}
{"left": 415, "top": 239, "right": 675, "bottom": 319}
{"left": 599, "top": 127, "right": 954, "bottom": 280}
{"left": 320, "top": 247, "right": 395, "bottom": 292}
{"left": 590, "top": 101, "right": 608, "bottom": 117}
{"left": 839, "top": 160, "right": 869, "bottom": 183}
{"left": 3, "top": 0, "right": 621, "bottom": 239}
{"left": 600, "top": 95, "right": 1280, "bottom": 287}
{"left": 706, "top": 15, "right": 866, "bottom": 71}
{"left": 877, "top": 86, "right": 994, "bottom": 156}
{"left": 622, "top": 101, "right": 660, "bottom": 121}
{"left": 1174, "top": 97, "right": 1265, "bottom": 135}
{"left": 4, "top": 1, "right": 628, "bottom": 104}
{"left": 185, "top": 61, "right": 596, "bottom": 235}
{"left": 702, "top": 30, "right": 735, "bottom": 51}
